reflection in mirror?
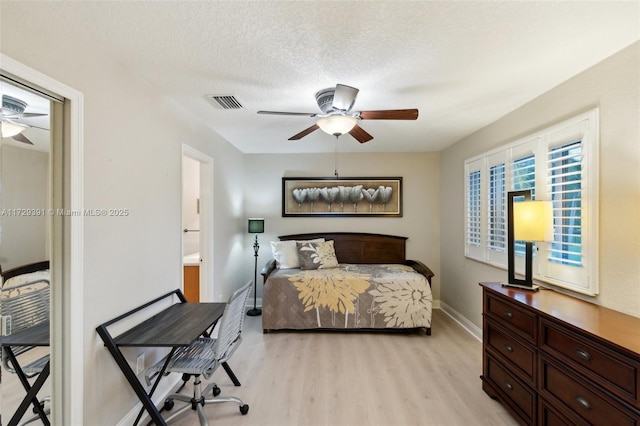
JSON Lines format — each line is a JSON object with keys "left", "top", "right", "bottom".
{"left": 0, "top": 81, "right": 52, "bottom": 424}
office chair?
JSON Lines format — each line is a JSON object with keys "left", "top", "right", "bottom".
{"left": 144, "top": 281, "right": 252, "bottom": 425}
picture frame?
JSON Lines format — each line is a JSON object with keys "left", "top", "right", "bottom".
{"left": 282, "top": 177, "right": 402, "bottom": 217}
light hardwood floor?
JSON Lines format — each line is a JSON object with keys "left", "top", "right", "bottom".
{"left": 1, "top": 346, "right": 50, "bottom": 425}
{"left": 1, "top": 310, "right": 516, "bottom": 425}
{"left": 171, "top": 309, "right": 516, "bottom": 426}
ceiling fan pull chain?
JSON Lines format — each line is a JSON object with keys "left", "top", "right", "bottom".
{"left": 334, "top": 134, "right": 339, "bottom": 178}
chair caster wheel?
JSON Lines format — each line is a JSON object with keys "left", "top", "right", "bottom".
{"left": 212, "top": 385, "right": 221, "bottom": 396}
{"left": 163, "top": 398, "right": 175, "bottom": 411}
{"left": 240, "top": 404, "right": 249, "bottom": 415}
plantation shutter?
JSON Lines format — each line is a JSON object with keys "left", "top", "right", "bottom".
{"left": 485, "top": 151, "right": 506, "bottom": 265}
{"left": 511, "top": 153, "right": 536, "bottom": 258}
{"left": 464, "top": 109, "right": 597, "bottom": 295}
{"left": 465, "top": 159, "right": 483, "bottom": 259}
{"left": 547, "top": 140, "right": 583, "bottom": 267}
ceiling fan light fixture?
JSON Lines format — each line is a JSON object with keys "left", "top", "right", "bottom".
{"left": 316, "top": 115, "right": 357, "bottom": 136}
{"left": 1, "top": 121, "right": 28, "bottom": 138}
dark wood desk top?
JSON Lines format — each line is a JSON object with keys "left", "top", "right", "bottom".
{"left": 0, "top": 320, "right": 50, "bottom": 347}
{"left": 113, "top": 302, "right": 225, "bottom": 347}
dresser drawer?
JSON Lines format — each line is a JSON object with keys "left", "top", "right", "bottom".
{"left": 485, "top": 292, "right": 536, "bottom": 342}
{"left": 539, "top": 397, "right": 588, "bottom": 426}
{"left": 486, "top": 355, "right": 536, "bottom": 421}
{"left": 540, "top": 358, "right": 639, "bottom": 426}
{"left": 541, "top": 319, "right": 639, "bottom": 407}
{"left": 486, "top": 319, "right": 536, "bottom": 384}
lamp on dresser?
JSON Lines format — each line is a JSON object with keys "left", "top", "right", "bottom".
{"left": 247, "top": 218, "right": 264, "bottom": 316}
{"left": 503, "top": 190, "right": 552, "bottom": 291}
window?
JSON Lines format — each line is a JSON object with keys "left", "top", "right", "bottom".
{"left": 512, "top": 154, "right": 535, "bottom": 256}
{"left": 464, "top": 109, "right": 599, "bottom": 295}
{"left": 488, "top": 163, "right": 506, "bottom": 253}
{"left": 466, "top": 170, "right": 481, "bottom": 248}
{"left": 549, "top": 140, "right": 583, "bottom": 267}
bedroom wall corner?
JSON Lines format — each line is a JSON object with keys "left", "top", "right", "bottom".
{"left": 439, "top": 41, "right": 640, "bottom": 330}
{"left": 242, "top": 151, "right": 442, "bottom": 304}
{"left": 1, "top": 3, "right": 247, "bottom": 423}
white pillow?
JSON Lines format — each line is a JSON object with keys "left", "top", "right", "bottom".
{"left": 271, "top": 238, "right": 325, "bottom": 269}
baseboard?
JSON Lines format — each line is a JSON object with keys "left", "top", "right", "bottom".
{"left": 116, "top": 374, "right": 180, "bottom": 426}
{"left": 438, "top": 301, "right": 482, "bottom": 342}
{"left": 246, "top": 297, "right": 261, "bottom": 309}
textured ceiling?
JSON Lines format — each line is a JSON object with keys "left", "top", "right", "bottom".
{"left": 5, "top": 1, "right": 640, "bottom": 153}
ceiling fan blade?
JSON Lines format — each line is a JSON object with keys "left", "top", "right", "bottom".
{"left": 288, "top": 124, "right": 319, "bottom": 140}
{"left": 349, "top": 124, "right": 374, "bottom": 143}
{"left": 11, "top": 133, "right": 34, "bottom": 145}
{"left": 332, "top": 84, "right": 359, "bottom": 111}
{"left": 359, "top": 109, "right": 419, "bottom": 120}
{"left": 20, "top": 112, "right": 48, "bottom": 118}
{"left": 258, "top": 111, "right": 317, "bottom": 117}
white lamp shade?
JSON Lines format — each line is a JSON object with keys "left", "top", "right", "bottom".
{"left": 514, "top": 200, "right": 553, "bottom": 242}
{"left": 316, "top": 115, "right": 358, "bottom": 136}
{"left": 1, "top": 121, "right": 28, "bottom": 138}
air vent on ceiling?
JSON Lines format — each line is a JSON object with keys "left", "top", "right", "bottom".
{"left": 205, "top": 95, "right": 244, "bottom": 110}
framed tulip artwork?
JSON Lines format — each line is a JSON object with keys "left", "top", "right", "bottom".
{"left": 282, "top": 177, "right": 402, "bottom": 217}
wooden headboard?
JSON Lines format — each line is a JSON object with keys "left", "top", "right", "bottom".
{"left": 0, "top": 261, "right": 50, "bottom": 281}
{"left": 261, "top": 232, "right": 434, "bottom": 285}
{"left": 279, "top": 232, "right": 407, "bottom": 264}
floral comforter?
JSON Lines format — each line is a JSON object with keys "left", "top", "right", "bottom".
{"left": 262, "top": 264, "right": 432, "bottom": 331}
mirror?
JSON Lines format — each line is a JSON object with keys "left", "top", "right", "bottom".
{"left": 0, "top": 81, "right": 52, "bottom": 423}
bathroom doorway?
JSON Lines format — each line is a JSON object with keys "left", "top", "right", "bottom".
{"left": 182, "top": 145, "right": 214, "bottom": 302}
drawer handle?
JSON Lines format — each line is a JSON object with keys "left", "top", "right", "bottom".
{"left": 575, "top": 396, "right": 591, "bottom": 410}
{"left": 575, "top": 348, "right": 592, "bottom": 362}
{"left": 504, "top": 382, "right": 514, "bottom": 391}
{"left": 503, "top": 310, "right": 513, "bottom": 319}
{"left": 503, "top": 343, "right": 513, "bottom": 353}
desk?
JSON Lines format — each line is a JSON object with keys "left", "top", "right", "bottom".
{"left": 96, "top": 290, "right": 225, "bottom": 426}
{"left": 0, "top": 320, "right": 50, "bottom": 426}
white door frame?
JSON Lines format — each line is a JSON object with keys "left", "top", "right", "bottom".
{"left": 182, "top": 144, "right": 214, "bottom": 302}
{"left": 1, "top": 54, "right": 84, "bottom": 425}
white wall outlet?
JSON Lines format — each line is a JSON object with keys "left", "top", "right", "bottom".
{"left": 136, "top": 353, "right": 145, "bottom": 374}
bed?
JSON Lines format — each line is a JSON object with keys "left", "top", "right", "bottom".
{"left": 0, "top": 261, "right": 50, "bottom": 335}
{"left": 261, "top": 233, "right": 434, "bottom": 335}
{"left": 0, "top": 261, "right": 50, "bottom": 378}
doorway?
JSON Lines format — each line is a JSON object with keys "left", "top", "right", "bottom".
{"left": 1, "top": 55, "right": 84, "bottom": 425}
{"left": 182, "top": 145, "right": 214, "bottom": 303}
{"left": 1, "top": 80, "right": 52, "bottom": 425}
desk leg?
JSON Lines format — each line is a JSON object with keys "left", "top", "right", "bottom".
{"left": 133, "top": 349, "right": 176, "bottom": 426}
{"left": 96, "top": 327, "right": 169, "bottom": 426}
{"left": 6, "top": 349, "right": 50, "bottom": 426}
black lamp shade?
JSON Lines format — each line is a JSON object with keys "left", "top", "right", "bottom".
{"left": 248, "top": 218, "right": 264, "bottom": 234}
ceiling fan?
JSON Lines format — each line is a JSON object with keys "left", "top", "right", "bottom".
{"left": 257, "top": 84, "right": 418, "bottom": 143}
{"left": 1, "top": 95, "right": 49, "bottom": 145}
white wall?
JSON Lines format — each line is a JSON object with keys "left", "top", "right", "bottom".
{"left": 440, "top": 41, "right": 640, "bottom": 327}
{"left": 1, "top": 3, "right": 246, "bottom": 423}
{"left": 0, "top": 145, "right": 48, "bottom": 269}
{"left": 243, "top": 151, "right": 441, "bottom": 303}
{"left": 182, "top": 156, "right": 200, "bottom": 256}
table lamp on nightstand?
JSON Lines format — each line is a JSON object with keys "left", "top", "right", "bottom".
{"left": 503, "top": 190, "right": 553, "bottom": 291}
{"left": 247, "top": 218, "right": 264, "bottom": 316}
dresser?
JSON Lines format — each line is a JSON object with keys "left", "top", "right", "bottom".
{"left": 480, "top": 282, "right": 640, "bottom": 425}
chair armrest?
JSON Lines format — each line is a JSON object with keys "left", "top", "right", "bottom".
{"left": 405, "top": 260, "right": 435, "bottom": 286}
{"left": 260, "top": 259, "right": 277, "bottom": 283}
